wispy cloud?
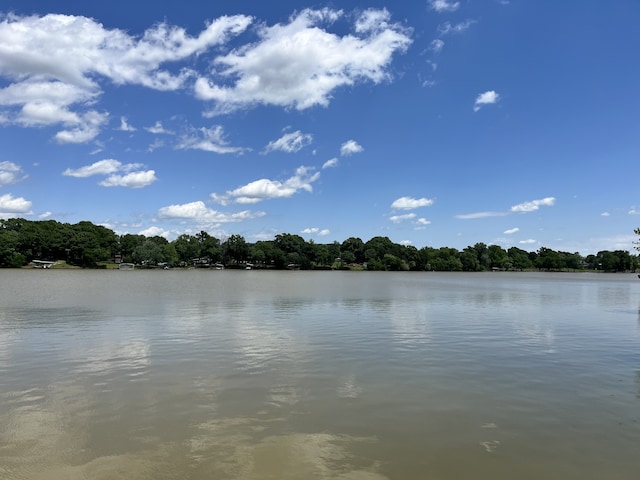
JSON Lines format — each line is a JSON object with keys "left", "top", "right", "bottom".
{"left": 510, "top": 197, "right": 555, "bottom": 213}
{"left": 177, "top": 125, "right": 247, "bottom": 154}
{"left": 264, "top": 130, "right": 313, "bottom": 154}
{"left": 212, "top": 166, "right": 320, "bottom": 205}
{"left": 118, "top": 116, "right": 136, "bottom": 132}
{"left": 473, "top": 90, "right": 501, "bottom": 112}
{"left": 340, "top": 140, "right": 364, "bottom": 156}
{"left": 145, "top": 121, "right": 173, "bottom": 135}
{"left": 438, "top": 20, "right": 476, "bottom": 36}
{"left": 322, "top": 157, "right": 339, "bottom": 169}
{"left": 456, "top": 211, "right": 508, "bottom": 220}
{"left": 458, "top": 197, "right": 555, "bottom": 219}
{"left": 429, "top": 39, "right": 445, "bottom": 54}
{"left": 429, "top": 1, "right": 461, "bottom": 13}
{"left": 504, "top": 227, "right": 520, "bottom": 234}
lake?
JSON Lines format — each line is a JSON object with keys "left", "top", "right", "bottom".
{"left": 1, "top": 270, "right": 639, "bottom": 479}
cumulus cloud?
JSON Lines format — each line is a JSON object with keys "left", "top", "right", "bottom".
{"left": 264, "top": 130, "right": 313, "bottom": 154}
{"left": 63, "top": 159, "right": 156, "bottom": 188}
{"left": 0, "top": 193, "right": 32, "bottom": 216}
{"left": 322, "top": 157, "right": 339, "bottom": 169}
{"left": 138, "top": 226, "right": 170, "bottom": 238}
{"left": 0, "top": 12, "right": 251, "bottom": 141}
{"left": 473, "top": 90, "right": 500, "bottom": 112}
{"left": 301, "top": 227, "right": 330, "bottom": 236}
{"left": 340, "top": 140, "right": 364, "bottom": 156}
{"left": 99, "top": 170, "right": 157, "bottom": 188}
{"left": 510, "top": 197, "right": 555, "bottom": 213}
{"left": 504, "top": 227, "right": 520, "bottom": 234}
{"left": 158, "top": 200, "right": 265, "bottom": 224}
{"left": 0, "top": 161, "right": 27, "bottom": 186}
{"left": 415, "top": 218, "right": 431, "bottom": 226}
{"left": 195, "top": 8, "right": 411, "bottom": 115}
{"left": 391, "top": 196, "right": 434, "bottom": 210}
{"left": 429, "top": 1, "right": 461, "bottom": 13}
{"left": 212, "top": 166, "right": 320, "bottom": 205}
{"left": 177, "top": 125, "right": 247, "bottom": 154}
{"left": 390, "top": 213, "right": 416, "bottom": 223}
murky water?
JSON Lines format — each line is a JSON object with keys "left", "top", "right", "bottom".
{"left": 1, "top": 270, "right": 639, "bottom": 479}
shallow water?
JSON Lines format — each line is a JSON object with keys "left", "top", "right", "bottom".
{"left": 1, "top": 270, "right": 639, "bottom": 479}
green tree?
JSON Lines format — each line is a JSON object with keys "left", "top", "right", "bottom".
{"left": 224, "top": 234, "right": 249, "bottom": 265}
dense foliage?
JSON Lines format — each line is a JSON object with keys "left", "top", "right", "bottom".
{"left": 1, "top": 218, "right": 638, "bottom": 272}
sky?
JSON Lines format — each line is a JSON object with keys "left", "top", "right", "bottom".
{"left": 1, "top": 0, "right": 639, "bottom": 254}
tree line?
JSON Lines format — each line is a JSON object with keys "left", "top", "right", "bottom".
{"left": 1, "top": 217, "right": 638, "bottom": 272}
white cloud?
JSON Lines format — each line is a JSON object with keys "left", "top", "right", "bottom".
{"left": 415, "top": 218, "right": 431, "bottom": 226}
{"left": 455, "top": 211, "right": 508, "bottom": 219}
{"left": 399, "top": 240, "right": 413, "bottom": 246}
{"left": 510, "top": 197, "right": 555, "bottom": 213}
{"left": 118, "top": 116, "right": 136, "bottom": 132}
{"left": 391, "top": 196, "right": 434, "bottom": 210}
{"left": 62, "top": 159, "right": 122, "bottom": 177}
{"left": 213, "top": 166, "right": 320, "bottom": 205}
{"left": 0, "top": 193, "right": 32, "bottom": 216}
{"left": 473, "top": 90, "right": 500, "bottom": 112}
{"left": 438, "top": 20, "right": 476, "bottom": 36}
{"left": 158, "top": 200, "right": 265, "bottom": 224}
{"left": 390, "top": 213, "right": 416, "bottom": 223}
{"left": 301, "top": 227, "right": 331, "bottom": 236}
{"left": 600, "top": 212, "right": 610, "bottom": 217}
{"left": 177, "top": 125, "right": 247, "bottom": 154}
{"left": 429, "top": 39, "right": 445, "bottom": 54}
{"left": 429, "top": 1, "right": 461, "bottom": 13}
{"left": 264, "top": 130, "right": 313, "bottom": 154}
{"left": 63, "top": 159, "right": 155, "bottom": 188}
{"left": 322, "top": 157, "right": 339, "bottom": 169}
{"left": 519, "top": 239, "right": 538, "bottom": 245}
{"left": 99, "top": 170, "right": 157, "bottom": 188}
{"left": 0, "top": 13, "right": 251, "bottom": 141}
{"left": 0, "top": 161, "right": 27, "bottom": 186}
{"left": 340, "top": 140, "right": 364, "bottom": 156}
{"left": 504, "top": 227, "right": 520, "bottom": 234}
{"left": 195, "top": 8, "right": 411, "bottom": 114}
{"left": 628, "top": 206, "right": 640, "bottom": 215}
{"left": 138, "top": 226, "right": 170, "bottom": 238}
{"left": 38, "top": 211, "right": 52, "bottom": 219}
{"left": 145, "top": 121, "right": 173, "bottom": 135}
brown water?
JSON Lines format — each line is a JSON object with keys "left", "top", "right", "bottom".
{"left": 1, "top": 270, "right": 639, "bottom": 479}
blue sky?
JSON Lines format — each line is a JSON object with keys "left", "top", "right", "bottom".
{"left": 1, "top": 0, "right": 639, "bottom": 254}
